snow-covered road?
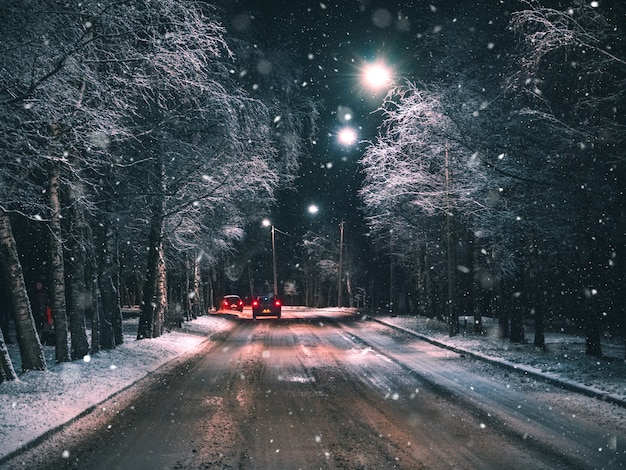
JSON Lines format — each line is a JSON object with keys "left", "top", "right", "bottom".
{"left": 1, "top": 309, "right": 625, "bottom": 468}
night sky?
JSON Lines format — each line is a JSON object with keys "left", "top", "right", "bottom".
{"left": 234, "top": 1, "right": 425, "bottom": 230}
{"left": 228, "top": 0, "right": 514, "bottom": 281}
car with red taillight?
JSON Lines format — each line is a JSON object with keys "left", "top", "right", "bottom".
{"left": 220, "top": 294, "right": 244, "bottom": 312}
{"left": 251, "top": 293, "right": 281, "bottom": 319}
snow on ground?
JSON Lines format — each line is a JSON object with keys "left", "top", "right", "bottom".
{"left": 1, "top": 310, "right": 624, "bottom": 461}
{"left": 379, "top": 314, "right": 626, "bottom": 401}
{"left": 0, "top": 313, "right": 234, "bottom": 460}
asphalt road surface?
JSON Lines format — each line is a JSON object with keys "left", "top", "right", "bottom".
{"left": 6, "top": 308, "right": 625, "bottom": 469}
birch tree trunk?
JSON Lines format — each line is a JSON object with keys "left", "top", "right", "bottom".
{"left": 0, "top": 209, "right": 46, "bottom": 371}
{"left": 48, "top": 160, "right": 71, "bottom": 363}
{"left": 153, "top": 243, "right": 167, "bottom": 336}
{"left": 192, "top": 256, "right": 202, "bottom": 319}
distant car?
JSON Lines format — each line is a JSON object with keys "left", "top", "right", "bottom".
{"left": 252, "top": 293, "right": 281, "bottom": 319}
{"left": 221, "top": 295, "right": 244, "bottom": 312}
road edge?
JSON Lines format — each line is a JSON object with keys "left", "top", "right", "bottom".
{"left": 371, "top": 316, "right": 626, "bottom": 409}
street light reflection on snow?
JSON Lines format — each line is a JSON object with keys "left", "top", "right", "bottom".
{"left": 337, "top": 127, "right": 357, "bottom": 146}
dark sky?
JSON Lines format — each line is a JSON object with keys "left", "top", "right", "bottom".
{"left": 228, "top": 0, "right": 514, "bottom": 268}
{"left": 220, "top": 0, "right": 626, "bottom": 296}
{"left": 233, "top": 1, "right": 426, "bottom": 231}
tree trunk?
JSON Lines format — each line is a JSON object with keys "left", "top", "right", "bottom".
{"left": 182, "top": 256, "right": 192, "bottom": 321}
{"left": 496, "top": 283, "right": 509, "bottom": 339}
{"left": 579, "top": 231, "right": 603, "bottom": 357}
{"left": 137, "top": 205, "right": 164, "bottom": 339}
{"left": 0, "top": 329, "right": 18, "bottom": 382}
{"left": 90, "top": 265, "right": 103, "bottom": 353}
{"left": 99, "top": 211, "right": 123, "bottom": 347}
{"left": 510, "top": 289, "right": 526, "bottom": 344}
{"left": 48, "top": 161, "right": 71, "bottom": 363}
{"left": 0, "top": 209, "right": 46, "bottom": 371}
{"left": 584, "top": 291, "right": 603, "bottom": 357}
{"left": 67, "top": 189, "right": 90, "bottom": 360}
{"left": 153, "top": 243, "right": 167, "bottom": 336}
{"left": 532, "top": 276, "right": 546, "bottom": 349}
{"left": 471, "top": 237, "right": 483, "bottom": 333}
{"left": 137, "top": 151, "right": 166, "bottom": 340}
{"left": 416, "top": 244, "right": 433, "bottom": 317}
{"left": 192, "top": 256, "right": 202, "bottom": 319}
{"left": 533, "top": 303, "right": 546, "bottom": 349}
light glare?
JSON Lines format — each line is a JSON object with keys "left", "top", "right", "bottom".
{"left": 338, "top": 127, "right": 357, "bottom": 146}
{"left": 363, "top": 62, "right": 392, "bottom": 89}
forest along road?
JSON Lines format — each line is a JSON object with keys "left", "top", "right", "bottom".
{"left": 5, "top": 310, "right": 625, "bottom": 469}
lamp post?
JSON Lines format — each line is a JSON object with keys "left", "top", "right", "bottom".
{"left": 337, "top": 221, "right": 345, "bottom": 307}
{"left": 262, "top": 219, "right": 278, "bottom": 296}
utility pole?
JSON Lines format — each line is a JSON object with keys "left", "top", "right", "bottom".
{"left": 271, "top": 224, "right": 277, "bottom": 296}
{"left": 445, "top": 143, "right": 458, "bottom": 336}
{"left": 337, "top": 221, "right": 344, "bottom": 307}
{"left": 389, "top": 229, "right": 396, "bottom": 316}
{"left": 389, "top": 254, "right": 395, "bottom": 316}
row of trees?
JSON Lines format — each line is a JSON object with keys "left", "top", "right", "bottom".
{"left": 0, "top": 0, "right": 316, "bottom": 380}
{"left": 360, "top": 1, "right": 625, "bottom": 355}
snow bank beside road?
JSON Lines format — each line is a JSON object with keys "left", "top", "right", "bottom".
{"left": 378, "top": 314, "right": 626, "bottom": 403}
{"left": 0, "top": 315, "right": 234, "bottom": 461}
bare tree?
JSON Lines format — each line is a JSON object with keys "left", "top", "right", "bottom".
{"left": 0, "top": 210, "right": 46, "bottom": 372}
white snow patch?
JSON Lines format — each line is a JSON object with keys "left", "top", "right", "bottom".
{"left": 0, "top": 314, "right": 233, "bottom": 459}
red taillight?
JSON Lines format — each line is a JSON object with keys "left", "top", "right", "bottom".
{"left": 239, "top": 300, "right": 243, "bottom": 306}
{"left": 274, "top": 300, "right": 281, "bottom": 307}
{"left": 252, "top": 300, "right": 259, "bottom": 307}
{"left": 222, "top": 300, "right": 229, "bottom": 306}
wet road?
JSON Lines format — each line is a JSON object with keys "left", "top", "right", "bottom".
{"left": 7, "top": 308, "right": 625, "bottom": 469}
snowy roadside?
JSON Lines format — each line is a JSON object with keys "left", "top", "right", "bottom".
{"left": 0, "top": 314, "right": 236, "bottom": 461}
{"left": 374, "top": 314, "right": 626, "bottom": 406}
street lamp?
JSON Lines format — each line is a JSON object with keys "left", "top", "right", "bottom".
{"left": 262, "top": 219, "right": 278, "bottom": 296}
{"left": 361, "top": 60, "right": 393, "bottom": 90}
{"left": 337, "top": 127, "right": 358, "bottom": 146}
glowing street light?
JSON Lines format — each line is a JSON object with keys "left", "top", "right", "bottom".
{"left": 308, "top": 204, "right": 319, "bottom": 215}
{"left": 362, "top": 61, "right": 393, "bottom": 90}
{"left": 337, "top": 127, "right": 357, "bottom": 146}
